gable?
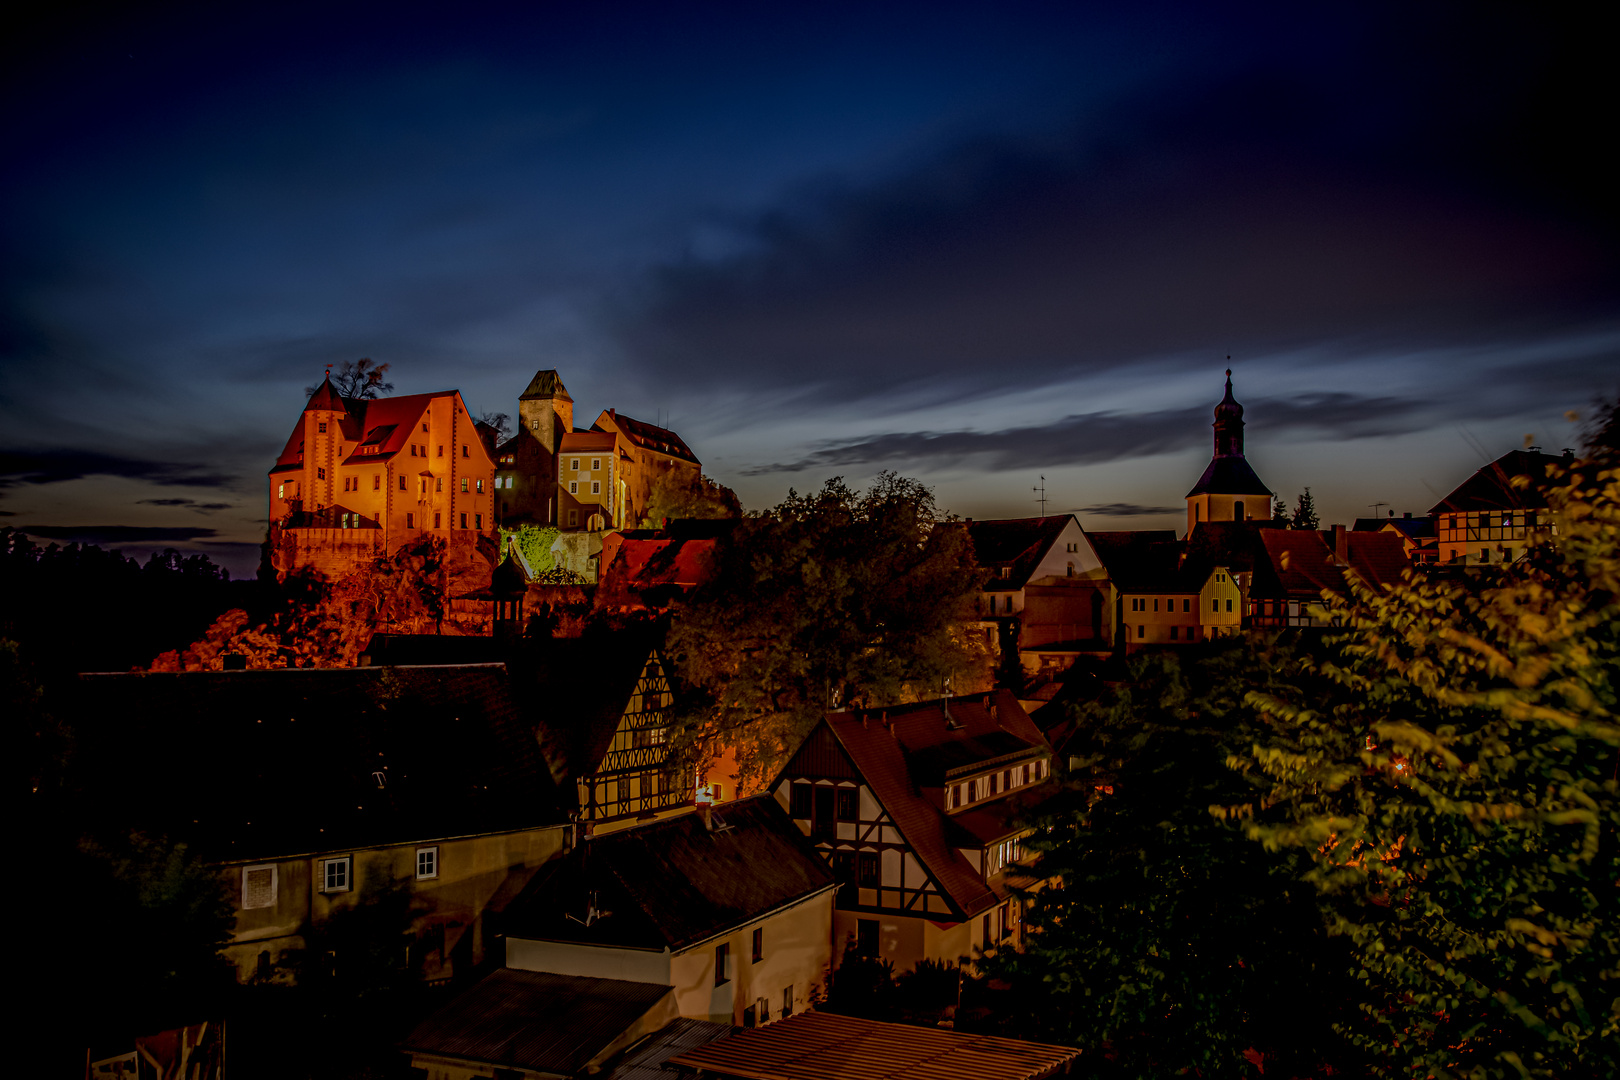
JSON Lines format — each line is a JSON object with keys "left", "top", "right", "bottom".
{"left": 779, "top": 721, "right": 860, "bottom": 781}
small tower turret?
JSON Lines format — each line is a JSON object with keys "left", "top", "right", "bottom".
{"left": 1185, "top": 369, "right": 1272, "bottom": 534}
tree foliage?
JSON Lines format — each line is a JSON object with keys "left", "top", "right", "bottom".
{"left": 151, "top": 536, "right": 464, "bottom": 670}
{"left": 477, "top": 410, "right": 512, "bottom": 443}
{"left": 332, "top": 357, "right": 393, "bottom": 399}
{"left": 1228, "top": 459, "right": 1620, "bottom": 1078}
{"left": 665, "top": 473, "right": 990, "bottom": 789}
{"left": 1291, "top": 487, "right": 1321, "bottom": 530}
{"left": 639, "top": 470, "right": 743, "bottom": 527}
{"left": 975, "top": 641, "right": 1358, "bottom": 1078}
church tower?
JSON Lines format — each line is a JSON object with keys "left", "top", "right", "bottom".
{"left": 1185, "top": 370, "right": 1273, "bottom": 535}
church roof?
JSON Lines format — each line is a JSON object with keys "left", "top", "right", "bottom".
{"left": 1185, "top": 454, "right": 1273, "bottom": 498}
{"left": 519, "top": 369, "right": 572, "bottom": 401}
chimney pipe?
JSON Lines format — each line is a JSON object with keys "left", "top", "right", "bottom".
{"left": 1334, "top": 523, "right": 1348, "bottom": 566}
{"left": 700, "top": 803, "right": 713, "bottom": 831}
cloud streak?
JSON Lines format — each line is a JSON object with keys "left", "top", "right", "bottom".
{"left": 19, "top": 525, "right": 220, "bottom": 543}
{"left": 745, "top": 392, "right": 1429, "bottom": 475}
{"left": 0, "top": 449, "right": 237, "bottom": 489}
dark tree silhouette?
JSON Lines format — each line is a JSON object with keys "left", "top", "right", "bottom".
{"left": 307, "top": 358, "right": 394, "bottom": 400}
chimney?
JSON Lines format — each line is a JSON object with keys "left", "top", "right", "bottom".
{"left": 700, "top": 803, "right": 713, "bottom": 831}
{"left": 1334, "top": 523, "right": 1348, "bottom": 566}
{"left": 1403, "top": 511, "right": 1411, "bottom": 519}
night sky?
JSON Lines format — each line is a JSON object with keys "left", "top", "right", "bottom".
{"left": 4, "top": 2, "right": 1616, "bottom": 576}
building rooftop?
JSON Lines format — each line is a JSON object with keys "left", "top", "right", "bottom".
{"left": 1251, "top": 528, "right": 1410, "bottom": 600}
{"left": 66, "top": 665, "right": 565, "bottom": 862}
{"left": 601, "top": 411, "right": 701, "bottom": 465}
{"left": 1428, "top": 449, "right": 1568, "bottom": 515}
{"left": 519, "top": 369, "right": 573, "bottom": 401}
{"left": 400, "top": 969, "right": 672, "bottom": 1076}
{"left": 1184, "top": 453, "right": 1274, "bottom": 498}
{"left": 667, "top": 1010, "right": 1081, "bottom": 1080}
{"left": 505, "top": 795, "right": 838, "bottom": 953}
{"left": 966, "top": 516, "right": 1074, "bottom": 590}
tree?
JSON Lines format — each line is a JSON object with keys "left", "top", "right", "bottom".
{"left": 1272, "top": 495, "right": 1291, "bottom": 524}
{"left": 638, "top": 471, "right": 743, "bottom": 527}
{"left": 974, "top": 641, "right": 1360, "bottom": 1078}
{"left": 1580, "top": 390, "right": 1619, "bottom": 459}
{"left": 1227, "top": 457, "right": 1620, "bottom": 1079}
{"left": 478, "top": 410, "right": 512, "bottom": 444}
{"left": 664, "top": 473, "right": 991, "bottom": 789}
{"left": 1290, "top": 487, "right": 1320, "bottom": 530}
{"left": 322, "top": 357, "right": 393, "bottom": 400}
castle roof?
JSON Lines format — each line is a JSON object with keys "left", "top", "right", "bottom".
{"left": 596, "top": 411, "right": 700, "bottom": 465}
{"left": 269, "top": 389, "right": 473, "bottom": 473}
{"left": 519, "top": 369, "right": 572, "bottom": 401}
{"left": 304, "top": 375, "right": 347, "bottom": 413}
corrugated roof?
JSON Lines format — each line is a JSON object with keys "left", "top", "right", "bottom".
{"left": 809, "top": 691, "right": 1051, "bottom": 918}
{"left": 505, "top": 796, "right": 838, "bottom": 952}
{"left": 401, "top": 969, "right": 671, "bottom": 1075}
{"left": 1428, "top": 449, "right": 1564, "bottom": 514}
{"left": 667, "top": 1010, "right": 1081, "bottom": 1080}
{"left": 65, "top": 666, "right": 566, "bottom": 862}
{"left": 965, "top": 517, "right": 1072, "bottom": 589}
{"left": 602, "top": 1018, "right": 732, "bottom": 1080}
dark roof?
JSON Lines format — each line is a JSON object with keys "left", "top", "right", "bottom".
{"left": 668, "top": 1011, "right": 1081, "bottom": 1080}
{"left": 505, "top": 796, "right": 838, "bottom": 952}
{"left": 1185, "top": 453, "right": 1273, "bottom": 498}
{"left": 1354, "top": 516, "right": 1435, "bottom": 539}
{"left": 401, "top": 969, "right": 671, "bottom": 1076}
{"left": 361, "top": 633, "right": 513, "bottom": 666}
{"left": 511, "top": 628, "right": 666, "bottom": 787}
{"left": 1087, "top": 530, "right": 1210, "bottom": 592}
{"left": 966, "top": 516, "right": 1074, "bottom": 588}
{"left": 1428, "top": 449, "right": 1565, "bottom": 514}
{"left": 1251, "top": 529, "right": 1410, "bottom": 601}
{"left": 1183, "top": 519, "right": 1272, "bottom": 573}
{"left": 65, "top": 666, "right": 565, "bottom": 862}
{"left": 519, "top": 369, "right": 573, "bottom": 401}
{"left": 797, "top": 691, "right": 1051, "bottom": 917}
{"left": 600, "top": 412, "right": 700, "bottom": 465}
{"left": 601, "top": 1018, "right": 731, "bottom": 1080}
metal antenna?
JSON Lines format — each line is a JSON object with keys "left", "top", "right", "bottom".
{"left": 1033, "top": 475, "right": 1048, "bottom": 517}
{"left": 1368, "top": 502, "right": 1387, "bottom": 521}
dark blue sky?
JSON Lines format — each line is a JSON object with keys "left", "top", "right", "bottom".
{"left": 4, "top": 1, "right": 1616, "bottom": 574}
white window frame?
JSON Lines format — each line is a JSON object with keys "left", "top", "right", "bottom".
{"left": 320, "top": 856, "right": 352, "bottom": 893}
{"left": 570, "top": 458, "right": 580, "bottom": 470}
{"left": 416, "top": 847, "right": 439, "bottom": 881}
{"left": 569, "top": 481, "right": 578, "bottom": 494}
{"left": 591, "top": 457, "right": 601, "bottom": 471}
{"left": 242, "top": 864, "right": 277, "bottom": 909}
{"left": 591, "top": 481, "right": 601, "bottom": 495}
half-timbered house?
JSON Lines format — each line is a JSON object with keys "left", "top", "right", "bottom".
{"left": 520, "top": 630, "right": 692, "bottom": 833}
{"left": 769, "top": 690, "right": 1055, "bottom": 973}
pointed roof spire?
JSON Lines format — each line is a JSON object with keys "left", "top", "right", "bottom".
{"left": 305, "top": 371, "right": 346, "bottom": 413}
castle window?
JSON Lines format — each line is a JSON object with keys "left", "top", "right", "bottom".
{"left": 373, "top": 474, "right": 380, "bottom": 490}
{"left": 571, "top": 458, "right": 580, "bottom": 470}
{"left": 317, "top": 467, "right": 325, "bottom": 479}
{"left": 462, "top": 445, "right": 469, "bottom": 457}
{"left": 1153, "top": 599, "right": 1158, "bottom": 612}
{"left": 400, "top": 476, "right": 406, "bottom": 491}
{"left": 475, "top": 479, "right": 483, "bottom": 493}
{"left": 436, "top": 478, "right": 443, "bottom": 492}
{"left": 592, "top": 481, "right": 601, "bottom": 495}
{"left": 434, "top": 512, "right": 442, "bottom": 528}
{"left": 437, "top": 445, "right": 444, "bottom": 457}
{"left": 460, "top": 478, "right": 469, "bottom": 493}
{"left": 460, "top": 513, "right": 468, "bottom": 529}
{"left": 317, "top": 422, "right": 326, "bottom": 433}
{"left": 569, "top": 481, "right": 578, "bottom": 494}
{"left": 278, "top": 484, "right": 284, "bottom": 499}
{"left": 752, "top": 927, "right": 764, "bottom": 963}
{"left": 422, "top": 423, "right": 428, "bottom": 432}
{"left": 410, "top": 445, "right": 417, "bottom": 456}
{"left": 592, "top": 457, "right": 601, "bottom": 471}
{"left": 1227, "top": 599, "right": 1234, "bottom": 613}
{"left": 475, "top": 514, "right": 482, "bottom": 530}
{"left": 531, "top": 418, "right": 539, "bottom": 430}
{"left": 406, "top": 513, "right": 414, "bottom": 528}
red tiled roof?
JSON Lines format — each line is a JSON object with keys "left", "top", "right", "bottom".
{"left": 1428, "top": 449, "right": 1565, "bottom": 514}
{"left": 1252, "top": 529, "right": 1409, "bottom": 600}
{"left": 561, "top": 431, "right": 618, "bottom": 452}
{"left": 814, "top": 690, "right": 1050, "bottom": 918}
{"left": 270, "top": 390, "right": 467, "bottom": 472}
{"left": 668, "top": 1010, "right": 1080, "bottom": 1080}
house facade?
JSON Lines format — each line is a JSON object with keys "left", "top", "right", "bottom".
{"left": 1429, "top": 448, "right": 1566, "bottom": 566}
{"left": 267, "top": 375, "right": 498, "bottom": 581}
{"left": 67, "top": 665, "right": 570, "bottom": 986}
{"left": 769, "top": 691, "right": 1055, "bottom": 973}
{"left": 504, "top": 798, "right": 838, "bottom": 1026}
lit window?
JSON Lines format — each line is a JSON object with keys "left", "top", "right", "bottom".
{"left": 460, "top": 478, "right": 469, "bottom": 493}
{"left": 320, "top": 857, "right": 351, "bottom": 893}
{"left": 278, "top": 483, "right": 285, "bottom": 499}
{"left": 571, "top": 458, "right": 580, "bottom": 470}
{"left": 569, "top": 481, "right": 578, "bottom": 494}
{"left": 592, "top": 458, "right": 601, "bottom": 471}
{"left": 373, "top": 474, "right": 380, "bottom": 490}
{"left": 475, "top": 513, "right": 482, "bottom": 530}
{"left": 416, "top": 847, "right": 438, "bottom": 880}
{"left": 243, "top": 865, "right": 277, "bottom": 909}
{"left": 436, "top": 478, "right": 443, "bottom": 492}
{"left": 592, "top": 481, "right": 601, "bottom": 495}
{"left": 475, "top": 479, "right": 483, "bottom": 493}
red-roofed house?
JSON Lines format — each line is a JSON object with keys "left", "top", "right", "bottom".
{"left": 1428, "top": 448, "right": 1567, "bottom": 566}
{"left": 769, "top": 691, "right": 1055, "bottom": 973}
{"left": 267, "top": 376, "right": 497, "bottom": 581}
{"left": 1249, "top": 526, "right": 1410, "bottom": 628}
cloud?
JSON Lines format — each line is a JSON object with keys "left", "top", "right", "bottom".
{"left": 1077, "top": 502, "right": 1182, "bottom": 517}
{"left": 19, "top": 525, "right": 219, "bottom": 544}
{"left": 137, "top": 497, "right": 235, "bottom": 513}
{"left": 0, "top": 449, "right": 236, "bottom": 489}
{"left": 745, "top": 391, "right": 1430, "bottom": 475}
{"left": 615, "top": 66, "right": 1615, "bottom": 407}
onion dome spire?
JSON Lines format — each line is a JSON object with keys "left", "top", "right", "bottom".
{"left": 1212, "top": 368, "right": 1245, "bottom": 458}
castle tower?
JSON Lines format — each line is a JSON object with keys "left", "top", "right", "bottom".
{"left": 303, "top": 373, "right": 349, "bottom": 511}
{"left": 1185, "top": 369, "right": 1272, "bottom": 535}
{"left": 518, "top": 369, "right": 574, "bottom": 455}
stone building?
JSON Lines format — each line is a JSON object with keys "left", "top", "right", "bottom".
{"left": 267, "top": 374, "right": 498, "bottom": 581}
